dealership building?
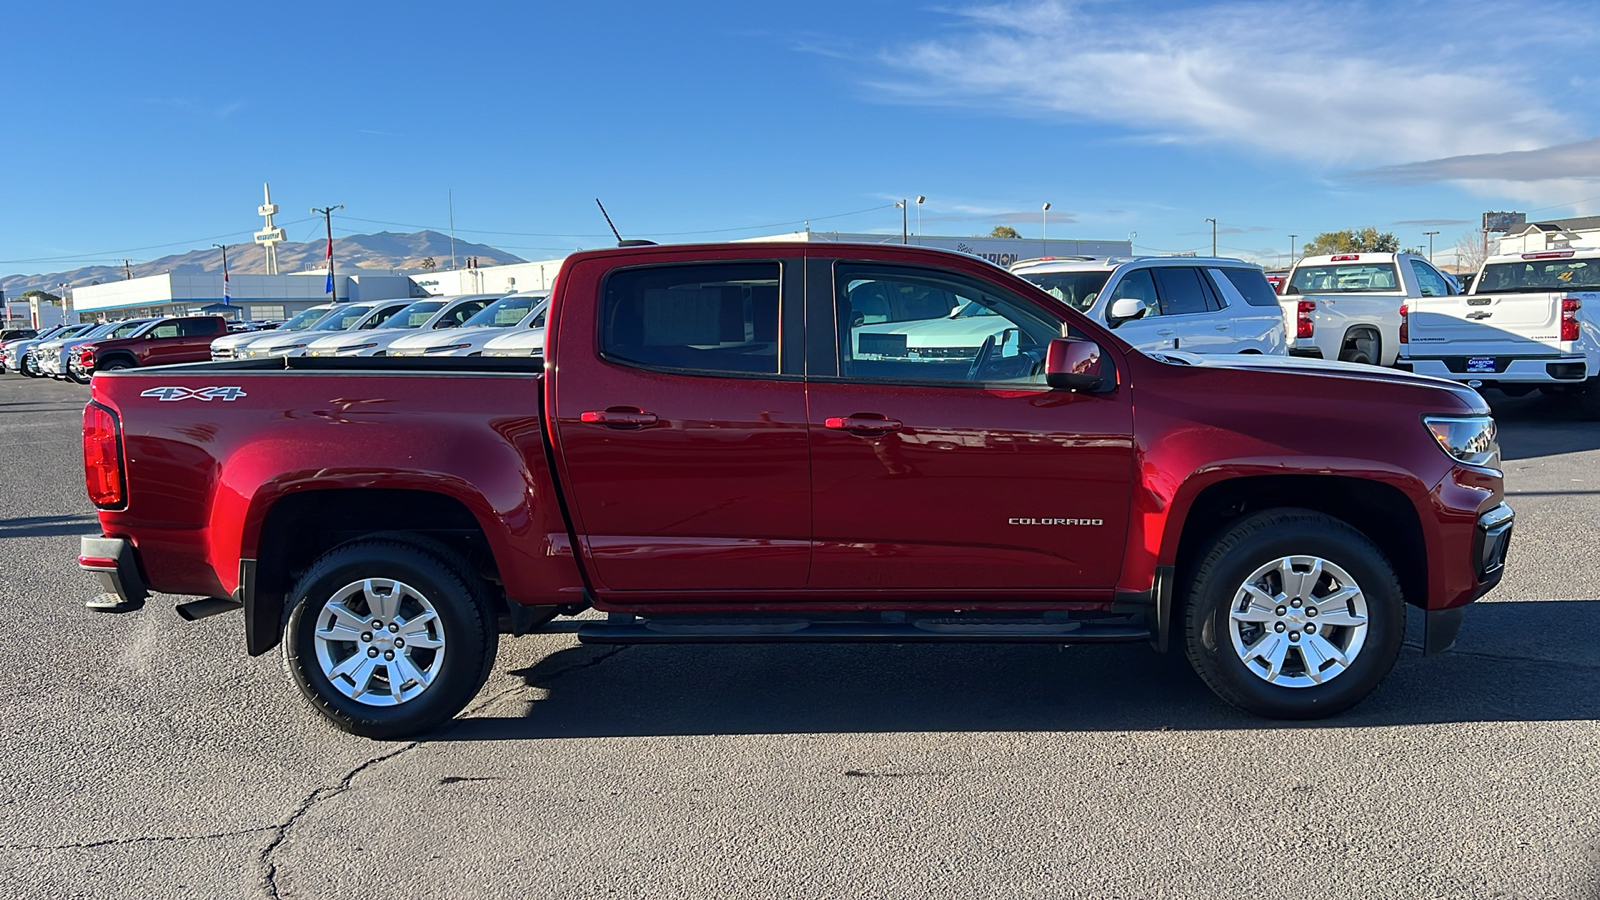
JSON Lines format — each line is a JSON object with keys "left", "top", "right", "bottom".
{"left": 69, "top": 272, "right": 423, "bottom": 321}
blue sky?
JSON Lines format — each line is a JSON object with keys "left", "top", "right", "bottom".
{"left": 3, "top": 0, "right": 1598, "bottom": 278}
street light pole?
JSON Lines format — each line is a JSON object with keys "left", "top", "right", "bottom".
{"left": 1424, "top": 230, "right": 1440, "bottom": 262}
{"left": 1204, "top": 218, "right": 1217, "bottom": 256}
{"left": 895, "top": 200, "right": 907, "bottom": 244}
{"left": 1042, "top": 202, "right": 1051, "bottom": 241}
{"left": 1288, "top": 234, "right": 1298, "bottom": 268}
{"left": 915, "top": 196, "right": 925, "bottom": 242}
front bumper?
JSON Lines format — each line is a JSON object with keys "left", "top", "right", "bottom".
{"left": 1426, "top": 502, "right": 1514, "bottom": 655}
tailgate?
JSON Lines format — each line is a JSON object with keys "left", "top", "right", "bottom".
{"left": 1407, "top": 291, "right": 1586, "bottom": 355}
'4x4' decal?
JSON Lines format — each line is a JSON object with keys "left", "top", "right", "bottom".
{"left": 139, "top": 386, "right": 248, "bottom": 402}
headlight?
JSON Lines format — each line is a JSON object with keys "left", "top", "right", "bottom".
{"left": 1423, "top": 416, "right": 1500, "bottom": 469}
{"left": 423, "top": 343, "right": 472, "bottom": 354}
{"left": 336, "top": 343, "right": 379, "bottom": 354}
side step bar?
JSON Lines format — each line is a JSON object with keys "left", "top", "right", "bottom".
{"left": 574, "top": 618, "right": 1151, "bottom": 645}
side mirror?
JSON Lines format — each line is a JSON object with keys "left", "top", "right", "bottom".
{"left": 1106, "top": 296, "right": 1145, "bottom": 326}
{"left": 1045, "top": 337, "right": 1112, "bottom": 392}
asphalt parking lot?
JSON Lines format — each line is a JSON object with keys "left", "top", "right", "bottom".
{"left": 0, "top": 373, "right": 1595, "bottom": 900}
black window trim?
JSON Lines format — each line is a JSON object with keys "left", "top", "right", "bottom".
{"left": 593, "top": 257, "right": 802, "bottom": 382}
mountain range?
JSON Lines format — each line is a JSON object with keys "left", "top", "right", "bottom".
{"left": 1, "top": 231, "right": 526, "bottom": 299}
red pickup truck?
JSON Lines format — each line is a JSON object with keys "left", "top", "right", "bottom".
{"left": 70, "top": 315, "right": 227, "bottom": 383}
{"left": 78, "top": 243, "right": 1513, "bottom": 737}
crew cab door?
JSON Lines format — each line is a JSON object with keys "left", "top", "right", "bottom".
{"left": 805, "top": 257, "right": 1134, "bottom": 591}
{"left": 547, "top": 254, "right": 810, "bottom": 592}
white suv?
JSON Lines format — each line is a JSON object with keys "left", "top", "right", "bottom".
{"left": 1009, "top": 256, "right": 1287, "bottom": 355}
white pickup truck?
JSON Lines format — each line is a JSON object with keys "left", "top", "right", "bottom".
{"left": 1399, "top": 248, "right": 1600, "bottom": 414}
{"left": 1278, "top": 251, "right": 1458, "bottom": 366}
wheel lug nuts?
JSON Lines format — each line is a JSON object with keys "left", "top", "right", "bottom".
{"left": 1275, "top": 622, "right": 1286, "bottom": 633}
{"left": 389, "top": 623, "right": 399, "bottom": 633}
{"left": 367, "top": 647, "right": 379, "bottom": 658}
{"left": 384, "top": 650, "right": 394, "bottom": 660}
{"left": 361, "top": 632, "right": 372, "bottom": 642}
{"left": 394, "top": 638, "right": 404, "bottom": 648}
{"left": 1276, "top": 606, "right": 1287, "bottom": 616}
{"left": 1291, "top": 599, "right": 1302, "bottom": 608}
{"left": 1289, "top": 632, "right": 1300, "bottom": 642}
{"left": 372, "top": 620, "right": 383, "bottom": 628}
{"left": 1307, "top": 607, "right": 1317, "bottom": 617}
{"left": 1306, "top": 623, "right": 1317, "bottom": 634}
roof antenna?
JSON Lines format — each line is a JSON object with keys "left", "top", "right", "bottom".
{"left": 595, "top": 198, "right": 657, "bottom": 247}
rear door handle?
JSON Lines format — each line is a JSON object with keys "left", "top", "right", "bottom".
{"left": 580, "top": 408, "right": 659, "bottom": 427}
{"left": 1214, "top": 324, "right": 1230, "bottom": 332}
{"left": 824, "top": 415, "right": 903, "bottom": 434}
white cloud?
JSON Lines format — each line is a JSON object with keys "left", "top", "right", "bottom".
{"left": 1349, "top": 138, "right": 1600, "bottom": 184}
{"left": 870, "top": 0, "right": 1586, "bottom": 168}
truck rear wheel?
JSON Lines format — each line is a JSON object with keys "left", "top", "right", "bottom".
{"left": 282, "top": 537, "right": 496, "bottom": 739}
{"left": 1183, "top": 509, "right": 1403, "bottom": 719}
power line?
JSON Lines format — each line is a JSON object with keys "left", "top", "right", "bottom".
{"left": 337, "top": 203, "right": 898, "bottom": 239}
{"left": 0, "top": 217, "right": 318, "bottom": 266}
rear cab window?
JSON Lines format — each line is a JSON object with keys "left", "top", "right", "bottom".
{"left": 1286, "top": 263, "right": 1399, "bottom": 293}
{"left": 601, "top": 263, "right": 781, "bottom": 376}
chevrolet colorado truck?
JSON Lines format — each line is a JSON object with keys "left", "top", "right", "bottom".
{"left": 78, "top": 242, "right": 1513, "bottom": 738}
{"left": 1398, "top": 248, "right": 1600, "bottom": 415}
{"left": 1279, "top": 252, "right": 1458, "bottom": 365}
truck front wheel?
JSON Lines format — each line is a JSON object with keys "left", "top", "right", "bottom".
{"left": 282, "top": 537, "right": 496, "bottom": 738}
{"left": 1183, "top": 510, "right": 1403, "bottom": 719}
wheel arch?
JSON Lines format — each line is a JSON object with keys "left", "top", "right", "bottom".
{"left": 94, "top": 351, "right": 139, "bottom": 369}
{"left": 243, "top": 488, "right": 499, "bottom": 656}
{"left": 1170, "top": 474, "right": 1426, "bottom": 616}
{"left": 1339, "top": 324, "right": 1382, "bottom": 362}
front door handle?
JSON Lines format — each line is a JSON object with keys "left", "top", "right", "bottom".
{"left": 1214, "top": 324, "right": 1230, "bottom": 332}
{"left": 824, "top": 414, "right": 903, "bottom": 434}
{"left": 580, "top": 407, "right": 659, "bottom": 427}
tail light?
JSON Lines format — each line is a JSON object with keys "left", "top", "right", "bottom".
{"left": 1296, "top": 300, "right": 1315, "bottom": 339}
{"left": 1562, "top": 298, "right": 1581, "bottom": 342}
{"left": 83, "top": 402, "right": 125, "bottom": 508}
{"left": 1399, "top": 304, "right": 1409, "bottom": 343}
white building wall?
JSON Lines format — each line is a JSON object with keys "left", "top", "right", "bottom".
{"left": 410, "top": 258, "right": 566, "bottom": 296}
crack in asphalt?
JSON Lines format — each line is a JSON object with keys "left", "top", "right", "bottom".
{"left": 256, "top": 643, "right": 629, "bottom": 898}
{"left": 2, "top": 825, "right": 278, "bottom": 852}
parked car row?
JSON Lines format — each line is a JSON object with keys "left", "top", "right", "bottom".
{"left": 1, "top": 316, "right": 226, "bottom": 382}
{"left": 221, "top": 292, "right": 550, "bottom": 361}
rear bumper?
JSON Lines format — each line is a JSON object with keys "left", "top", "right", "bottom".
{"left": 78, "top": 535, "right": 149, "bottom": 608}
{"left": 1403, "top": 355, "right": 1592, "bottom": 384}
{"left": 1288, "top": 346, "right": 1325, "bottom": 359}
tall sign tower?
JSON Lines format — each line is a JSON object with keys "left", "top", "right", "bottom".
{"left": 254, "top": 183, "right": 287, "bottom": 275}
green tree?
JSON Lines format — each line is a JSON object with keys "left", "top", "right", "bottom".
{"left": 21, "top": 290, "right": 62, "bottom": 303}
{"left": 989, "top": 225, "right": 1021, "bottom": 239}
{"left": 419, "top": 257, "right": 437, "bottom": 271}
{"left": 1303, "top": 228, "right": 1399, "bottom": 256}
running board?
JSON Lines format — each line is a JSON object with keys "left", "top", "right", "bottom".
{"left": 573, "top": 618, "right": 1151, "bottom": 645}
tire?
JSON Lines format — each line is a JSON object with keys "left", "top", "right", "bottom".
{"left": 19, "top": 356, "right": 42, "bottom": 378}
{"left": 1339, "top": 330, "right": 1379, "bottom": 366}
{"left": 67, "top": 367, "right": 91, "bottom": 385}
{"left": 282, "top": 536, "right": 497, "bottom": 738}
{"left": 97, "top": 360, "right": 133, "bottom": 373}
{"left": 1578, "top": 379, "right": 1600, "bottom": 420}
{"left": 1183, "top": 509, "right": 1404, "bottom": 719}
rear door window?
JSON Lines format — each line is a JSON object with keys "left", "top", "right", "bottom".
{"left": 1408, "top": 259, "right": 1452, "bottom": 297}
{"left": 601, "top": 262, "right": 781, "bottom": 376}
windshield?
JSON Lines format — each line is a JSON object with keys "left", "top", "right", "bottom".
{"left": 279, "top": 306, "right": 334, "bottom": 332}
{"left": 1285, "top": 263, "right": 1399, "bottom": 294}
{"left": 379, "top": 300, "right": 445, "bottom": 329}
{"left": 313, "top": 305, "right": 380, "bottom": 331}
{"left": 56, "top": 324, "right": 96, "bottom": 340}
{"left": 1478, "top": 258, "right": 1600, "bottom": 293}
{"left": 462, "top": 295, "right": 541, "bottom": 328}
{"left": 1015, "top": 271, "right": 1112, "bottom": 312}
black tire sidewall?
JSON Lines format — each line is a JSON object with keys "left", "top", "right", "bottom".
{"left": 283, "top": 542, "right": 490, "bottom": 738}
{"left": 1187, "top": 516, "right": 1403, "bottom": 719}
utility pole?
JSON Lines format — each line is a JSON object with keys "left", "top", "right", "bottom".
{"left": 894, "top": 200, "right": 907, "bottom": 244}
{"left": 1204, "top": 218, "right": 1218, "bottom": 256}
{"left": 212, "top": 244, "right": 232, "bottom": 308}
{"left": 311, "top": 204, "right": 344, "bottom": 300}
{"left": 1289, "top": 234, "right": 1298, "bottom": 267}
{"left": 123, "top": 259, "right": 132, "bottom": 280}
{"left": 1042, "top": 202, "right": 1051, "bottom": 241}
{"left": 915, "top": 195, "right": 925, "bottom": 241}
{"left": 1424, "top": 230, "right": 1440, "bottom": 262}
{"left": 448, "top": 190, "right": 458, "bottom": 269}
